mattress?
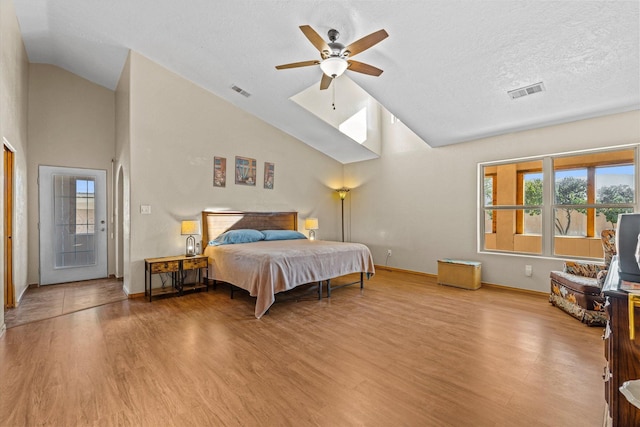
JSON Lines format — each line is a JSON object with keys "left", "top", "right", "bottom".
{"left": 204, "top": 239, "right": 375, "bottom": 318}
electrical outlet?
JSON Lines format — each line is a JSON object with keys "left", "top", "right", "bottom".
{"left": 387, "top": 249, "right": 392, "bottom": 257}
{"left": 525, "top": 265, "right": 533, "bottom": 277}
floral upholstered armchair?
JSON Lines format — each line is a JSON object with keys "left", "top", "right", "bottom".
{"left": 599, "top": 229, "right": 617, "bottom": 284}
{"left": 549, "top": 229, "right": 616, "bottom": 326}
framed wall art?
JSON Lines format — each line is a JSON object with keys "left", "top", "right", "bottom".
{"left": 213, "top": 156, "right": 226, "bottom": 187}
{"left": 264, "top": 162, "right": 275, "bottom": 189}
{"left": 235, "top": 156, "right": 257, "bottom": 186}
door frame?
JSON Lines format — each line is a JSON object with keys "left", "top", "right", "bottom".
{"left": 38, "top": 165, "right": 108, "bottom": 285}
{"left": 3, "top": 141, "right": 14, "bottom": 308}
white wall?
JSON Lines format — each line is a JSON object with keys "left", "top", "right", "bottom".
{"left": 346, "top": 110, "right": 640, "bottom": 293}
{"left": 124, "top": 52, "right": 345, "bottom": 295}
{"left": 0, "top": 0, "right": 29, "bottom": 334}
{"left": 26, "top": 64, "right": 116, "bottom": 285}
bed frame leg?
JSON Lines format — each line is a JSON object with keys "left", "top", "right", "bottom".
{"left": 327, "top": 279, "right": 331, "bottom": 298}
{"left": 360, "top": 272, "right": 364, "bottom": 289}
{"left": 317, "top": 281, "right": 322, "bottom": 300}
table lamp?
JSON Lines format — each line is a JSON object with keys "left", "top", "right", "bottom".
{"left": 305, "top": 218, "right": 319, "bottom": 241}
{"left": 181, "top": 220, "right": 201, "bottom": 257}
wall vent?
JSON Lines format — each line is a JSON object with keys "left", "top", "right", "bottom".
{"left": 231, "top": 85, "right": 251, "bottom": 97}
{"left": 508, "top": 82, "right": 545, "bottom": 99}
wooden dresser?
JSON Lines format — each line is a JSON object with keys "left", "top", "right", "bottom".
{"left": 602, "top": 257, "right": 640, "bottom": 426}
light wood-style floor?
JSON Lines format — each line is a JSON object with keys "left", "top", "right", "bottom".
{"left": 0, "top": 269, "right": 604, "bottom": 426}
{"left": 3, "top": 277, "right": 127, "bottom": 328}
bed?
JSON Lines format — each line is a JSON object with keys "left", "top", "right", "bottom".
{"left": 201, "top": 211, "right": 375, "bottom": 318}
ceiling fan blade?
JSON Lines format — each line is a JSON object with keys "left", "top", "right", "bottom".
{"left": 275, "top": 60, "right": 320, "bottom": 70}
{"left": 299, "top": 25, "right": 330, "bottom": 54}
{"left": 345, "top": 29, "right": 388, "bottom": 57}
{"left": 320, "top": 73, "right": 332, "bottom": 90}
{"left": 347, "top": 60, "right": 384, "bottom": 76}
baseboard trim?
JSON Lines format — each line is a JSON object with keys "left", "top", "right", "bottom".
{"left": 128, "top": 292, "right": 145, "bottom": 299}
{"left": 480, "top": 282, "right": 547, "bottom": 296}
{"left": 0, "top": 323, "right": 6, "bottom": 338}
{"left": 374, "top": 265, "right": 436, "bottom": 279}
{"left": 373, "top": 264, "right": 547, "bottom": 296}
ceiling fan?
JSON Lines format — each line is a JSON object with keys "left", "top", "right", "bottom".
{"left": 275, "top": 25, "right": 388, "bottom": 90}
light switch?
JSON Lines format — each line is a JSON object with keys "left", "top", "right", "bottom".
{"left": 140, "top": 205, "right": 151, "bottom": 214}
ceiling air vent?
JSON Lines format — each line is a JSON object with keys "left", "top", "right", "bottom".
{"left": 231, "top": 84, "right": 251, "bottom": 98}
{"left": 507, "top": 82, "right": 545, "bottom": 100}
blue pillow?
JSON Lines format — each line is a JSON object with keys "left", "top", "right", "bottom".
{"left": 209, "top": 229, "right": 265, "bottom": 246}
{"left": 262, "top": 230, "right": 307, "bottom": 241}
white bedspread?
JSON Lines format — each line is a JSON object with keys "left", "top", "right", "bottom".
{"left": 204, "top": 239, "right": 375, "bottom": 318}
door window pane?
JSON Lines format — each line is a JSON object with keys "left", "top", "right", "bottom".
{"left": 53, "top": 175, "right": 96, "bottom": 268}
{"left": 75, "top": 179, "right": 95, "bottom": 234}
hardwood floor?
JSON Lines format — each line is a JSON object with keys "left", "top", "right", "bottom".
{"left": 0, "top": 270, "right": 604, "bottom": 426}
{"left": 3, "top": 277, "right": 127, "bottom": 328}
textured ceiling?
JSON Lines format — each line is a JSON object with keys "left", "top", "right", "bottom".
{"left": 13, "top": 1, "right": 640, "bottom": 163}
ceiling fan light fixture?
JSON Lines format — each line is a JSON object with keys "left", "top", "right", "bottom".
{"left": 320, "top": 57, "right": 348, "bottom": 78}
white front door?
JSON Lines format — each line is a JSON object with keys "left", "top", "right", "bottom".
{"left": 39, "top": 166, "right": 108, "bottom": 285}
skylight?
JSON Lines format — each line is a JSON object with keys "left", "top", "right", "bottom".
{"left": 289, "top": 76, "right": 382, "bottom": 157}
{"left": 339, "top": 108, "right": 367, "bottom": 144}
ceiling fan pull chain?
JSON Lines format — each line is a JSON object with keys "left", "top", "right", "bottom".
{"left": 332, "top": 80, "right": 336, "bottom": 110}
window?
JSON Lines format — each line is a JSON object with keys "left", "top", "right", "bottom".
{"left": 52, "top": 174, "right": 96, "bottom": 269}
{"left": 339, "top": 107, "right": 367, "bottom": 144}
{"left": 480, "top": 146, "right": 636, "bottom": 259}
{"left": 482, "top": 160, "right": 543, "bottom": 254}
{"left": 74, "top": 178, "right": 95, "bottom": 235}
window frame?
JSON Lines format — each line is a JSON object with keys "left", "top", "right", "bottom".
{"left": 478, "top": 144, "right": 638, "bottom": 260}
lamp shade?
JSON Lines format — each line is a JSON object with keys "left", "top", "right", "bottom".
{"left": 336, "top": 187, "right": 350, "bottom": 200}
{"left": 320, "top": 57, "right": 348, "bottom": 78}
{"left": 181, "top": 220, "right": 201, "bottom": 235}
{"left": 304, "top": 218, "right": 319, "bottom": 230}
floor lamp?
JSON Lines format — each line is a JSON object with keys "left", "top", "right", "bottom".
{"left": 336, "top": 188, "right": 350, "bottom": 242}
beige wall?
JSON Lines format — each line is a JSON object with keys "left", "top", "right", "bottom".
{"left": 346, "top": 110, "right": 640, "bottom": 293}
{"left": 27, "top": 64, "right": 116, "bottom": 285}
{"left": 123, "top": 52, "right": 344, "bottom": 294}
{"left": 0, "top": 0, "right": 29, "bottom": 334}
{"left": 115, "top": 53, "right": 131, "bottom": 290}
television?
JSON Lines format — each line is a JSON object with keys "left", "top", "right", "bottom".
{"left": 616, "top": 213, "right": 640, "bottom": 283}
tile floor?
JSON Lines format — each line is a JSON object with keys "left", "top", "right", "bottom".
{"left": 4, "top": 277, "right": 126, "bottom": 328}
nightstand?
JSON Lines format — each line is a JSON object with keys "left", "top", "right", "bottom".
{"left": 144, "top": 254, "right": 208, "bottom": 301}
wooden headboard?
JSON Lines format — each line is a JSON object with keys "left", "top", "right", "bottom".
{"left": 202, "top": 211, "right": 298, "bottom": 247}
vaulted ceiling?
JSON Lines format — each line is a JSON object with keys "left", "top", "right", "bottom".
{"left": 13, "top": 1, "right": 640, "bottom": 163}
